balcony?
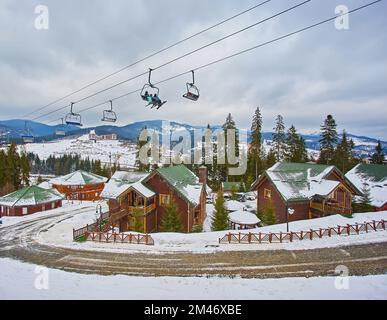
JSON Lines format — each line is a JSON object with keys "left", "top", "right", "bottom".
{"left": 310, "top": 201, "right": 352, "bottom": 216}
{"left": 128, "top": 203, "right": 156, "bottom": 215}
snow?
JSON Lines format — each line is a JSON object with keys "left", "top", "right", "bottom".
{"left": 49, "top": 170, "right": 107, "bottom": 186}
{"left": 101, "top": 171, "right": 153, "bottom": 199}
{"left": 346, "top": 164, "right": 387, "bottom": 208}
{"left": 16, "top": 134, "right": 137, "bottom": 169}
{"left": 0, "top": 187, "right": 63, "bottom": 207}
{"left": 226, "top": 200, "right": 248, "bottom": 212}
{"left": 229, "top": 210, "right": 260, "bottom": 225}
{"left": 182, "top": 184, "right": 202, "bottom": 206}
{"left": 35, "top": 202, "right": 387, "bottom": 253}
{"left": 0, "top": 258, "right": 386, "bottom": 299}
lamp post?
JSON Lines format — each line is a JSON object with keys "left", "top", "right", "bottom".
{"left": 285, "top": 205, "right": 295, "bottom": 232}
{"left": 96, "top": 204, "right": 102, "bottom": 230}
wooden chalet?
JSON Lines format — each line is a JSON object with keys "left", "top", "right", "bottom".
{"left": 0, "top": 185, "right": 63, "bottom": 217}
{"left": 49, "top": 170, "right": 107, "bottom": 201}
{"left": 252, "top": 162, "right": 361, "bottom": 223}
{"left": 101, "top": 165, "right": 207, "bottom": 233}
{"left": 346, "top": 163, "right": 387, "bottom": 211}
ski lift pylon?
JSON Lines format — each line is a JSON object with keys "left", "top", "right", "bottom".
{"left": 183, "top": 70, "right": 200, "bottom": 101}
{"left": 101, "top": 100, "right": 117, "bottom": 123}
{"left": 65, "top": 102, "right": 82, "bottom": 126}
{"left": 21, "top": 120, "right": 34, "bottom": 143}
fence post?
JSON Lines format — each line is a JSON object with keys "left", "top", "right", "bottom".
{"left": 355, "top": 223, "right": 359, "bottom": 235}
{"left": 248, "top": 232, "right": 252, "bottom": 244}
{"left": 382, "top": 220, "right": 385, "bottom": 230}
{"left": 228, "top": 232, "right": 231, "bottom": 243}
{"left": 328, "top": 228, "right": 331, "bottom": 237}
{"left": 373, "top": 220, "right": 376, "bottom": 231}
{"left": 279, "top": 232, "right": 282, "bottom": 243}
{"left": 319, "top": 228, "right": 322, "bottom": 238}
{"left": 347, "top": 224, "right": 350, "bottom": 236}
{"left": 269, "top": 233, "right": 272, "bottom": 243}
{"left": 258, "top": 232, "right": 262, "bottom": 244}
{"left": 238, "top": 233, "right": 241, "bottom": 243}
{"left": 338, "top": 225, "right": 341, "bottom": 235}
{"left": 300, "top": 231, "right": 303, "bottom": 240}
{"left": 310, "top": 229, "right": 313, "bottom": 240}
{"left": 365, "top": 221, "right": 368, "bottom": 233}
{"left": 290, "top": 232, "right": 293, "bottom": 242}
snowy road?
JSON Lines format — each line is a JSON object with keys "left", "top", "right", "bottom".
{"left": 0, "top": 208, "right": 387, "bottom": 278}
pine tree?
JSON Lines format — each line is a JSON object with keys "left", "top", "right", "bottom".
{"left": 247, "top": 107, "right": 264, "bottom": 183}
{"left": 161, "top": 200, "right": 183, "bottom": 232}
{"left": 211, "top": 190, "right": 229, "bottom": 231}
{"left": 20, "top": 152, "right": 30, "bottom": 186}
{"left": 353, "top": 183, "right": 374, "bottom": 213}
{"left": 272, "top": 115, "right": 286, "bottom": 162}
{"left": 263, "top": 200, "right": 277, "bottom": 225}
{"left": 284, "top": 125, "right": 307, "bottom": 163}
{"left": 221, "top": 113, "right": 240, "bottom": 181}
{"left": 334, "top": 130, "right": 355, "bottom": 173}
{"left": 266, "top": 149, "right": 277, "bottom": 168}
{"left": 319, "top": 114, "right": 338, "bottom": 164}
{"left": 371, "top": 140, "right": 385, "bottom": 164}
{"left": 130, "top": 207, "right": 144, "bottom": 232}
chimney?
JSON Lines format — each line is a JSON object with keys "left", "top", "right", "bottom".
{"left": 198, "top": 165, "right": 208, "bottom": 186}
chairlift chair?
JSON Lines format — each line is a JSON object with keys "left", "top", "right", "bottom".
{"left": 55, "top": 118, "right": 66, "bottom": 136}
{"left": 183, "top": 70, "right": 200, "bottom": 101}
{"left": 140, "top": 68, "right": 167, "bottom": 109}
{"left": 65, "top": 102, "right": 82, "bottom": 126}
{"left": 101, "top": 100, "right": 117, "bottom": 123}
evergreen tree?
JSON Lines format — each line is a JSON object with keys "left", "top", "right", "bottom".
{"left": 353, "top": 183, "right": 374, "bottom": 213}
{"left": 221, "top": 113, "right": 240, "bottom": 181}
{"left": 265, "top": 149, "right": 277, "bottom": 168}
{"left": 262, "top": 200, "right": 277, "bottom": 225}
{"left": 371, "top": 140, "right": 385, "bottom": 164}
{"left": 318, "top": 114, "right": 338, "bottom": 164}
{"left": 211, "top": 190, "right": 229, "bottom": 231}
{"left": 20, "top": 152, "right": 30, "bottom": 186}
{"left": 285, "top": 125, "right": 308, "bottom": 163}
{"left": 130, "top": 207, "right": 144, "bottom": 232}
{"left": 161, "top": 200, "right": 183, "bottom": 232}
{"left": 272, "top": 115, "right": 286, "bottom": 161}
{"left": 334, "top": 130, "right": 355, "bottom": 173}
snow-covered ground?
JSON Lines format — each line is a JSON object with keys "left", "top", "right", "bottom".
{"left": 34, "top": 199, "right": 387, "bottom": 253}
{"left": 0, "top": 258, "right": 386, "bottom": 299}
{"left": 16, "top": 134, "right": 137, "bottom": 168}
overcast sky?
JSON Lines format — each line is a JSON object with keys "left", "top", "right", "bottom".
{"left": 0, "top": 0, "right": 386, "bottom": 139}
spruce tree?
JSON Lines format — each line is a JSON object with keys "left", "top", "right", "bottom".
{"left": 211, "top": 190, "right": 229, "bottom": 231}
{"left": 266, "top": 149, "right": 277, "bottom": 168}
{"left": 263, "top": 200, "right": 277, "bottom": 225}
{"left": 371, "top": 140, "right": 385, "bottom": 164}
{"left": 130, "top": 207, "right": 144, "bottom": 232}
{"left": 285, "top": 125, "right": 307, "bottom": 163}
{"left": 272, "top": 115, "right": 286, "bottom": 162}
{"left": 334, "top": 130, "right": 355, "bottom": 173}
{"left": 319, "top": 114, "right": 338, "bottom": 164}
{"left": 161, "top": 200, "right": 183, "bottom": 232}
{"left": 353, "top": 183, "right": 374, "bottom": 213}
{"left": 248, "top": 107, "right": 264, "bottom": 182}
{"left": 222, "top": 113, "right": 240, "bottom": 181}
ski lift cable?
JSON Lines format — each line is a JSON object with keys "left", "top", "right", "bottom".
{"left": 22, "top": 0, "right": 271, "bottom": 118}
{"left": 46, "top": 0, "right": 381, "bottom": 124}
{"left": 30, "top": 0, "right": 311, "bottom": 122}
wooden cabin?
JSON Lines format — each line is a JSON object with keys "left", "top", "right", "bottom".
{"left": 0, "top": 185, "right": 63, "bottom": 217}
{"left": 252, "top": 162, "right": 361, "bottom": 223}
{"left": 346, "top": 163, "right": 387, "bottom": 211}
{"left": 49, "top": 170, "right": 107, "bottom": 201}
{"left": 101, "top": 165, "right": 207, "bottom": 233}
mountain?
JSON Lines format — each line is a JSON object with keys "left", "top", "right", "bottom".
{"left": 0, "top": 119, "right": 385, "bottom": 158}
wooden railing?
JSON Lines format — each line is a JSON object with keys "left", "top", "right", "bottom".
{"left": 84, "top": 231, "right": 154, "bottom": 245}
{"left": 128, "top": 203, "right": 156, "bottom": 215}
{"left": 219, "top": 219, "right": 386, "bottom": 244}
{"left": 310, "top": 202, "right": 351, "bottom": 215}
{"left": 73, "top": 211, "right": 109, "bottom": 240}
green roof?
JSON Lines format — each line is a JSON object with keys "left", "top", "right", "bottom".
{"left": 154, "top": 165, "right": 202, "bottom": 206}
{"left": 0, "top": 185, "right": 63, "bottom": 207}
{"left": 353, "top": 163, "right": 387, "bottom": 182}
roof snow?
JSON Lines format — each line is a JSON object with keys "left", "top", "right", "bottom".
{"left": 265, "top": 162, "right": 341, "bottom": 201}
{"left": 49, "top": 170, "right": 108, "bottom": 186}
{"left": 101, "top": 171, "right": 154, "bottom": 199}
{"left": 0, "top": 185, "right": 63, "bottom": 207}
{"left": 228, "top": 210, "right": 260, "bottom": 225}
{"left": 345, "top": 163, "right": 387, "bottom": 207}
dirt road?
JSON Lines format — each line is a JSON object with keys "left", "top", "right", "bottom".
{"left": 1, "top": 209, "right": 386, "bottom": 278}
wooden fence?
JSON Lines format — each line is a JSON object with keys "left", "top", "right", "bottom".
{"left": 73, "top": 211, "right": 110, "bottom": 240}
{"left": 84, "top": 231, "right": 154, "bottom": 245}
{"left": 218, "top": 219, "right": 386, "bottom": 244}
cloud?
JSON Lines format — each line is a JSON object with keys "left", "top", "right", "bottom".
{"left": 0, "top": 0, "right": 386, "bottom": 139}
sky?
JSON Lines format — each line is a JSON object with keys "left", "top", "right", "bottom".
{"left": 0, "top": 0, "right": 386, "bottom": 139}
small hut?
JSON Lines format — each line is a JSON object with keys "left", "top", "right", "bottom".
{"left": 0, "top": 185, "right": 63, "bottom": 217}
{"left": 50, "top": 170, "right": 107, "bottom": 201}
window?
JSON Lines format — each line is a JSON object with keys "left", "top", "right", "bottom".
{"left": 22, "top": 207, "right": 28, "bottom": 215}
{"left": 264, "top": 189, "right": 272, "bottom": 199}
{"left": 52, "top": 202, "right": 55, "bottom": 209}
{"left": 159, "top": 194, "right": 170, "bottom": 206}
